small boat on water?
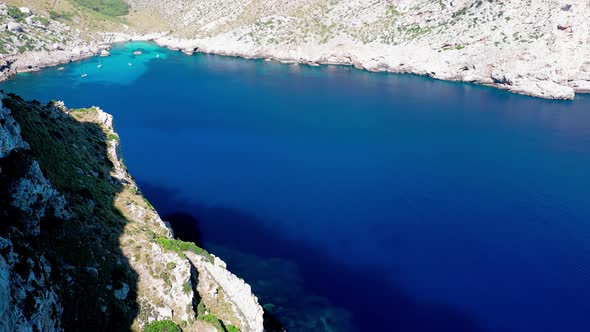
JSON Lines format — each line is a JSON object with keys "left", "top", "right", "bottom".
{"left": 132, "top": 50, "right": 142, "bottom": 55}
{"left": 156, "top": 54, "right": 160, "bottom": 58}
{"left": 81, "top": 73, "right": 88, "bottom": 78}
{"left": 128, "top": 62, "right": 132, "bottom": 66}
{"left": 97, "top": 64, "right": 102, "bottom": 69}
{"left": 57, "top": 67, "right": 65, "bottom": 71}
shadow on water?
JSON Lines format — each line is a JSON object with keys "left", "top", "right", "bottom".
{"left": 1, "top": 94, "right": 138, "bottom": 331}
{"left": 140, "top": 182, "right": 485, "bottom": 332}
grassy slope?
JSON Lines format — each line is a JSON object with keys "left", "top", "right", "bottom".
{"left": 4, "top": 0, "right": 128, "bottom": 35}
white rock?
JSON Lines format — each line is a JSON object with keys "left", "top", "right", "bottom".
{"left": 19, "top": 7, "right": 31, "bottom": 15}
{"left": 6, "top": 22, "right": 23, "bottom": 33}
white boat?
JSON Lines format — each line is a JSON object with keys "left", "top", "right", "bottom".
{"left": 57, "top": 67, "right": 65, "bottom": 71}
{"left": 81, "top": 73, "right": 88, "bottom": 78}
{"left": 97, "top": 64, "right": 103, "bottom": 69}
{"left": 128, "top": 62, "right": 132, "bottom": 66}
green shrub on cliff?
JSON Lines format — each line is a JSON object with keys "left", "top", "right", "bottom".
{"left": 156, "top": 238, "right": 214, "bottom": 263}
{"left": 226, "top": 325, "right": 240, "bottom": 332}
{"left": 196, "top": 301, "right": 241, "bottom": 332}
{"left": 7, "top": 6, "right": 26, "bottom": 22}
{"left": 143, "top": 320, "right": 182, "bottom": 332}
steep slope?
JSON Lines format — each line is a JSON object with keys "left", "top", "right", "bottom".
{"left": 124, "top": 0, "right": 590, "bottom": 99}
{"left": 0, "top": 93, "right": 264, "bottom": 332}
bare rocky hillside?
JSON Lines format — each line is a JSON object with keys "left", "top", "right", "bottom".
{"left": 0, "top": 0, "right": 588, "bottom": 99}
{"left": 125, "top": 0, "right": 590, "bottom": 99}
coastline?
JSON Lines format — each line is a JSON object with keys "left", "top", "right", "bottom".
{"left": 0, "top": 46, "right": 103, "bottom": 81}
{"left": 150, "top": 35, "right": 586, "bottom": 101}
{"left": 2, "top": 32, "right": 587, "bottom": 101}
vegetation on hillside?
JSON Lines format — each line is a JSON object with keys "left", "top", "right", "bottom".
{"left": 143, "top": 320, "right": 182, "bottom": 332}
{"left": 2, "top": 95, "right": 138, "bottom": 330}
{"left": 197, "top": 302, "right": 241, "bottom": 332}
{"left": 7, "top": 5, "right": 27, "bottom": 21}
{"left": 156, "top": 237, "right": 215, "bottom": 263}
{"left": 71, "top": 0, "right": 129, "bottom": 17}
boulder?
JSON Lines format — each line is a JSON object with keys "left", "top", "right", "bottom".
{"left": 6, "top": 22, "right": 23, "bottom": 33}
{"left": 18, "top": 7, "right": 31, "bottom": 16}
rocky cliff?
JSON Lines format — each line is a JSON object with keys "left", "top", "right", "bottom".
{"left": 0, "top": 93, "right": 264, "bottom": 332}
{"left": 124, "top": 0, "right": 590, "bottom": 100}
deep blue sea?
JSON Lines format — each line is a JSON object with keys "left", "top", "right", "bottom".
{"left": 2, "top": 42, "right": 590, "bottom": 332}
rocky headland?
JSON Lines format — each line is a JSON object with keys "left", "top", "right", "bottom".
{"left": 0, "top": 93, "right": 265, "bottom": 331}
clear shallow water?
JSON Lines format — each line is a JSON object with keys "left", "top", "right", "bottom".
{"left": 3, "top": 42, "right": 590, "bottom": 332}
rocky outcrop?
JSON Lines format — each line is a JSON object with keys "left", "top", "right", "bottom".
{"left": 96, "top": 104, "right": 264, "bottom": 331}
{"left": 0, "top": 95, "right": 264, "bottom": 332}
{"left": 0, "top": 95, "right": 64, "bottom": 332}
{"left": 0, "top": 100, "right": 28, "bottom": 156}
{"left": 189, "top": 254, "right": 264, "bottom": 332}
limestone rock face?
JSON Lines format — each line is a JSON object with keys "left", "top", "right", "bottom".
{"left": 0, "top": 104, "right": 29, "bottom": 157}
{"left": 124, "top": 0, "right": 590, "bottom": 99}
{"left": 0, "top": 95, "right": 64, "bottom": 332}
{"left": 0, "top": 95, "right": 265, "bottom": 332}
{"left": 188, "top": 253, "right": 265, "bottom": 332}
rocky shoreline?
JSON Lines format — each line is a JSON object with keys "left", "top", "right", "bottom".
{"left": 151, "top": 36, "right": 581, "bottom": 100}
{"left": 120, "top": 0, "right": 590, "bottom": 101}
{"left": 2, "top": 31, "right": 587, "bottom": 101}
{"left": 2, "top": 0, "right": 589, "bottom": 101}
{"left": 0, "top": 46, "right": 100, "bottom": 81}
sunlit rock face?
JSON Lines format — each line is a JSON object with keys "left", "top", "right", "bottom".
{"left": 123, "top": 0, "right": 590, "bottom": 99}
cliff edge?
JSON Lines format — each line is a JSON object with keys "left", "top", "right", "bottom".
{"left": 0, "top": 93, "right": 264, "bottom": 332}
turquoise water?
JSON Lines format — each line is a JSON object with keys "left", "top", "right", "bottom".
{"left": 2, "top": 42, "right": 590, "bottom": 332}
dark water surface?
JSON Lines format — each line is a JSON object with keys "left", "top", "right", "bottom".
{"left": 2, "top": 42, "right": 590, "bottom": 332}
